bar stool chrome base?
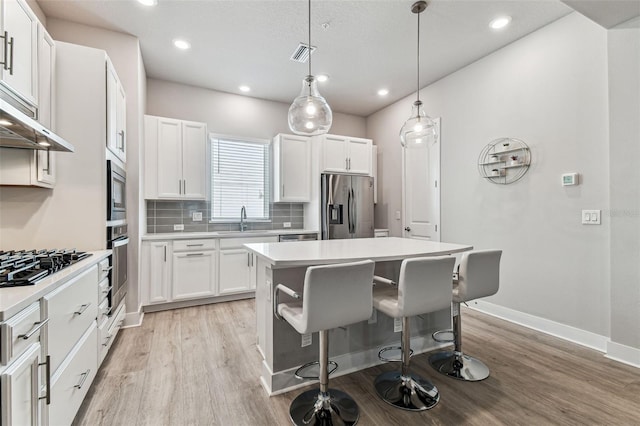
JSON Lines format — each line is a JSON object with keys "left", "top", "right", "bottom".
{"left": 373, "top": 371, "right": 440, "bottom": 411}
{"left": 289, "top": 389, "right": 359, "bottom": 426}
{"left": 429, "top": 351, "right": 490, "bottom": 381}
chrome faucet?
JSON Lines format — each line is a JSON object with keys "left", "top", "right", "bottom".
{"left": 240, "top": 205, "right": 248, "bottom": 232}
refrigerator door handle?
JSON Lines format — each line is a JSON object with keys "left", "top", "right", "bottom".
{"left": 348, "top": 188, "right": 355, "bottom": 234}
{"left": 351, "top": 187, "right": 357, "bottom": 235}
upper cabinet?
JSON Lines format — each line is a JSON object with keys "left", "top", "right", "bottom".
{"left": 0, "top": 0, "right": 38, "bottom": 112}
{"left": 272, "top": 133, "right": 311, "bottom": 203}
{"left": 319, "top": 134, "right": 372, "bottom": 176}
{"left": 144, "top": 114, "right": 207, "bottom": 200}
{"left": 106, "top": 58, "right": 126, "bottom": 163}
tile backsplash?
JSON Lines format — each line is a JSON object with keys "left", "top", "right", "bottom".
{"left": 146, "top": 200, "right": 304, "bottom": 234}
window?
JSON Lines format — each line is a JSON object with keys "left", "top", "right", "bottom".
{"left": 210, "top": 135, "right": 270, "bottom": 221}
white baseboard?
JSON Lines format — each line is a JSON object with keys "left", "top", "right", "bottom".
{"left": 123, "top": 308, "right": 144, "bottom": 328}
{"left": 468, "top": 300, "right": 609, "bottom": 352}
{"left": 605, "top": 341, "right": 640, "bottom": 368}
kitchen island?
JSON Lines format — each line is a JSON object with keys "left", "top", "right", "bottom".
{"left": 244, "top": 237, "right": 472, "bottom": 395}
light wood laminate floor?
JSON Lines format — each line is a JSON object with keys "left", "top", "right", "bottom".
{"left": 73, "top": 300, "right": 640, "bottom": 425}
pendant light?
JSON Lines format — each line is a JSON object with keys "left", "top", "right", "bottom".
{"left": 288, "top": 0, "right": 332, "bottom": 136}
{"left": 400, "top": 1, "right": 437, "bottom": 149}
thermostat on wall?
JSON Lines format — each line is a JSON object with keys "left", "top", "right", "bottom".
{"left": 562, "top": 173, "right": 579, "bottom": 186}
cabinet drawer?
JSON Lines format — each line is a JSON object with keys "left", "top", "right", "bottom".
{"left": 0, "top": 302, "right": 42, "bottom": 366}
{"left": 44, "top": 265, "right": 98, "bottom": 374}
{"left": 98, "top": 303, "right": 125, "bottom": 366}
{"left": 220, "top": 236, "right": 278, "bottom": 249}
{"left": 98, "top": 257, "right": 111, "bottom": 282}
{"left": 97, "top": 297, "right": 110, "bottom": 329}
{"left": 98, "top": 276, "right": 111, "bottom": 306}
{"left": 173, "top": 239, "right": 217, "bottom": 251}
{"left": 49, "top": 323, "right": 98, "bottom": 426}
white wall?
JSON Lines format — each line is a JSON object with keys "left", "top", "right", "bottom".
{"left": 146, "top": 79, "right": 367, "bottom": 140}
{"left": 368, "top": 13, "right": 612, "bottom": 338}
{"left": 46, "top": 19, "right": 147, "bottom": 320}
{"left": 608, "top": 24, "right": 640, "bottom": 355}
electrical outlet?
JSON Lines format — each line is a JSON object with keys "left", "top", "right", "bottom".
{"left": 582, "top": 210, "right": 601, "bottom": 225}
{"left": 394, "top": 318, "right": 402, "bottom": 333}
{"left": 174, "top": 224, "right": 184, "bottom": 231}
{"left": 283, "top": 222, "right": 291, "bottom": 228}
{"left": 192, "top": 211, "right": 203, "bottom": 221}
{"left": 301, "top": 333, "right": 312, "bottom": 347}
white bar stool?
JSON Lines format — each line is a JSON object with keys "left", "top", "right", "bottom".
{"left": 372, "top": 256, "right": 456, "bottom": 411}
{"left": 274, "top": 259, "right": 375, "bottom": 426}
{"left": 429, "top": 249, "right": 502, "bottom": 381}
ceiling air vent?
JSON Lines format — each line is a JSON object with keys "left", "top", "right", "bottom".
{"left": 290, "top": 43, "right": 316, "bottom": 63}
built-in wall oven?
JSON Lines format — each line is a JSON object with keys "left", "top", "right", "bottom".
{"left": 107, "top": 160, "right": 127, "bottom": 311}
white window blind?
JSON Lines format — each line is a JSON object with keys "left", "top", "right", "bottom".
{"left": 210, "top": 136, "right": 270, "bottom": 221}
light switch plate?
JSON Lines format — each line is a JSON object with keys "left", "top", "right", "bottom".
{"left": 394, "top": 318, "right": 402, "bottom": 333}
{"left": 301, "top": 333, "right": 312, "bottom": 347}
{"left": 174, "top": 224, "right": 184, "bottom": 231}
{"left": 582, "top": 210, "right": 601, "bottom": 225}
{"left": 192, "top": 211, "right": 203, "bottom": 221}
{"left": 283, "top": 222, "right": 291, "bottom": 228}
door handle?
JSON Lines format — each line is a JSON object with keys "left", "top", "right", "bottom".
{"left": 74, "top": 303, "right": 91, "bottom": 315}
{"left": 18, "top": 318, "right": 49, "bottom": 340}
{"left": 404, "top": 226, "right": 411, "bottom": 232}
{"left": 7, "top": 35, "right": 13, "bottom": 75}
{"left": 38, "top": 355, "right": 51, "bottom": 405}
{"left": 0, "top": 31, "right": 8, "bottom": 71}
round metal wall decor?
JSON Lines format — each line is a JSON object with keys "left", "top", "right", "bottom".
{"left": 478, "top": 138, "right": 531, "bottom": 184}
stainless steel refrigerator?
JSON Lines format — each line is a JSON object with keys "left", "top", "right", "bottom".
{"left": 321, "top": 173, "right": 375, "bottom": 240}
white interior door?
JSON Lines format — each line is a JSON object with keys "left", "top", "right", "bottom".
{"left": 402, "top": 118, "right": 441, "bottom": 241}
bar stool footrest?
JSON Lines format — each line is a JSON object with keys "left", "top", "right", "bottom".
{"left": 432, "top": 329, "right": 455, "bottom": 343}
{"left": 294, "top": 360, "right": 338, "bottom": 380}
{"left": 428, "top": 350, "right": 490, "bottom": 381}
{"left": 378, "top": 346, "right": 413, "bottom": 363}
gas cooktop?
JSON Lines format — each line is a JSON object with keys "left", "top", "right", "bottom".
{"left": 0, "top": 249, "right": 92, "bottom": 288}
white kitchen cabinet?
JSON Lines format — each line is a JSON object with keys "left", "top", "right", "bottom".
{"left": 0, "top": 342, "right": 41, "bottom": 426}
{"left": 148, "top": 241, "right": 171, "bottom": 304}
{"left": 319, "top": 134, "right": 372, "bottom": 175}
{"left": 106, "top": 59, "right": 126, "bottom": 163}
{"left": 171, "top": 240, "right": 218, "bottom": 301}
{"left": 0, "top": 0, "right": 38, "bottom": 111}
{"left": 36, "top": 24, "right": 54, "bottom": 130}
{"left": 0, "top": 147, "right": 54, "bottom": 188}
{"left": 272, "top": 134, "right": 311, "bottom": 202}
{"left": 144, "top": 115, "right": 207, "bottom": 200}
{"left": 219, "top": 236, "right": 278, "bottom": 295}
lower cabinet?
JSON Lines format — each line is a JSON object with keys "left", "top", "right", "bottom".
{"left": 0, "top": 343, "right": 42, "bottom": 426}
{"left": 142, "top": 236, "right": 278, "bottom": 306}
{"left": 49, "top": 323, "right": 98, "bottom": 426}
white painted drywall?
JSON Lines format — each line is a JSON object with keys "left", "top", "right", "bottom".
{"left": 367, "top": 13, "right": 612, "bottom": 337}
{"left": 146, "top": 79, "right": 367, "bottom": 140}
{"left": 608, "top": 25, "right": 640, "bottom": 350}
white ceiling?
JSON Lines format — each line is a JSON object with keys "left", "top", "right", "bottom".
{"left": 36, "top": 0, "right": 612, "bottom": 117}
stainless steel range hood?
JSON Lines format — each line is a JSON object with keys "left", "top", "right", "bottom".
{"left": 0, "top": 99, "right": 74, "bottom": 152}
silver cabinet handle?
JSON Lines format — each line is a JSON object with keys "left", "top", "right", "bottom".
{"left": 18, "top": 318, "right": 49, "bottom": 340}
{"left": 282, "top": 184, "right": 285, "bottom": 197}
{"left": 183, "top": 179, "right": 187, "bottom": 194}
{"left": 186, "top": 253, "right": 204, "bottom": 257}
{"left": 74, "top": 303, "right": 91, "bottom": 315}
{"left": 38, "top": 355, "right": 51, "bottom": 405}
{"left": 118, "top": 130, "right": 125, "bottom": 150}
{"left": 102, "top": 335, "right": 113, "bottom": 347}
{"left": 345, "top": 158, "right": 348, "bottom": 170}
{"left": 102, "top": 286, "right": 113, "bottom": 295}
{"left": 102, "top": 265, "right": 113, "bottom": 273}
{"left": 186, "top": 244, "right": 203, "bottom": 247}
{"left": 7, "top": 35, "right": 13, "bottom": 75}
{"left": 247, "top": 253, "right": 250, "bottom": 267}
{"left": 178, "top": 179, "right": 182, "bottom": 194}
{"left": 164, "top": 245, "right": 167, "bottom": 262}
{"left": 74, "top": 369, "right": 91, "bottom": 389}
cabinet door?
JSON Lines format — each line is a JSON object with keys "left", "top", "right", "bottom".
{"left": 156, "top": 117, "right": 183, "bottom": 198}
{"left": 0, "top": 343, "right": 41, "bottom": 426}
{"left": 35, "top": 149, "right": 54, "bottom": 186}
{"left": 218, "top": 248, "right": 252, "bottom": 295}
{"left": 346, "top": 138, "right": 372, "bottom": 175}
{"left": 172, "top": 250, "right": 216, "bottom": 300}
{"left": 0, "top": 0, "right": 38, "bottom": 106}
{"left": 114, "top": 81, "right": 126, "bottom": 163}
{"left": 274, "top": 134, "right": 310, "bottom": 202}
{"left": 181, "top": 120, "right": 206, "bottom": 199}
{"left": 36, "top": 24, "right": 54, "bottom": 129}
{"left": 321, "top": 135, "right": 348, "bottom": 173}
{"left": 106, "top": 60, "right": 118, "bottom": 157}
{"left": 148, "top": 242, "right": 170, "bottom": 304}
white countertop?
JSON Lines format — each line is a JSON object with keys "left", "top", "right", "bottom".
{"left": 244, "top": 237, "right": 473, "bottom": 268}
{"left": 142, "top": 229, "right": 318, "bottom": 241}
{"left": 0, "top": 250, "right": 111, "bottom": 321}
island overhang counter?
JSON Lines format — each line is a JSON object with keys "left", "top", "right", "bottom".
{"left": 244, "top": 237, "right": 473, "bottom": 395}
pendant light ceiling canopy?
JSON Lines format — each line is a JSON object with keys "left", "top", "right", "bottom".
{"left": 288, "top": 0, "right": 333, "bottom": 136}
{"left": 400, "top": 0, "right": 438, "bottom": 149}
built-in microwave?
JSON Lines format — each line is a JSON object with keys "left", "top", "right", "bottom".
{"left": 107, "top": 160, "right": 126, "bottom": 223}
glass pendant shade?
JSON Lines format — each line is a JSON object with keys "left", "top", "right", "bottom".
{"left": 400, "top": 100, "right": 437, "bottom": 148}
{"left": 288, "top": 75, "right": 332, "bottom": 136}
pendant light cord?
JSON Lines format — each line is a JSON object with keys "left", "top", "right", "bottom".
{"left": 308, "top": 0, "right": 312, "bottom": 78}
{"left": 416, "top": 10, "right": 420, "bottom": 103}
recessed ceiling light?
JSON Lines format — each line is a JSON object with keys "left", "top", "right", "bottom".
{"left": 239, "top": 85, "right": 251, "bottom": 93}
{"left": 137, "top": 0, "right": 157, "bottom": 6}
{"left": 377, "top": 88, "right": 389, "bottom": 96}
{"left": 173, "top": 39, "right": 191, "bottom": 50}
{"left": 489, "top": 16, "right": 512, "bottom": 30}
{"left": 316, "top": 74, "right": 329, "bottom": 83}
